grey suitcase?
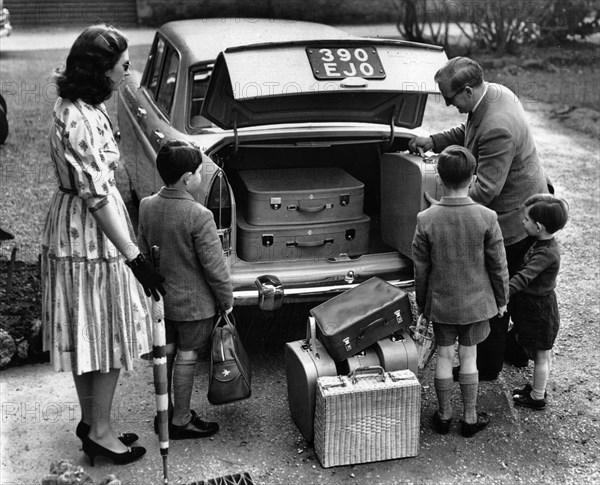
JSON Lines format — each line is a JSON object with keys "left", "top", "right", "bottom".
{"left": 236, "top": 210, "right": 370, "bottom": 262}
{"left": 238, "top": 167, "right": 364, "bottom": 225}
{"left": 380, "top": 153, "right": 443, "bottom": 259}
{"left": 284, "top": 316, "right": 337, "bottom": 443}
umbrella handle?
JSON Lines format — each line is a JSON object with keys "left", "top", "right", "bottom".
{"left": 151, "top": 245, "right": 160, "bottom": 270}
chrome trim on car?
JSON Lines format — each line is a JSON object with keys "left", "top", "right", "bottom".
{"left": 233, "top": 278, "right": 414, "bottom": 305}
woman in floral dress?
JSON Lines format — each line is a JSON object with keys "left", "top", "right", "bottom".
{"left": 41, "top": 25, "right": 165, "bottom": 466}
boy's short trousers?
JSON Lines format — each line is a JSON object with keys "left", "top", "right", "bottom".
{"left": 433, "top": 319, "right": 490, "bottom": 347}
{"left": 511, "top": 291, "right": 560, "bottom": 358}
{"left": 165, "top": 316, "right": 215, "bottom": 357}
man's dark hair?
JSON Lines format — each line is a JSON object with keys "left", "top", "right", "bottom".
{"left": 434, "top": 57, "right": 484, "bottom": 93}
{"left": 436, "top": 145, "right": 477, "bottom": 189}
{"left": 524, "top": 194, "right": 569, "bottom": 234}
{"left": 55, "top": 25, "right": 128, "bottom": 105}
{"left": 156, "top": 140, "right": 203, "bottom": 186}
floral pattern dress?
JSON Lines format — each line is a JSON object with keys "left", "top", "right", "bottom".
{"left": 41, "top": 97, "right": 153, "bottom": 374}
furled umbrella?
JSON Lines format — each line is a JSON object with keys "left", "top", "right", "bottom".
{"left": 150, "top": 245, "right": 169, "bottom": 484}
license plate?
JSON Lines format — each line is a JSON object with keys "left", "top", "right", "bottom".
{"left": 306, "top": 46, "right": 386, "bottom": 80}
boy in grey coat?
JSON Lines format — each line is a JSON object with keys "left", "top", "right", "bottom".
{"left": 138, "top": 141, "right": 233, "bottom": 440}
{"left": 412, "top": 145, "right": 509, "bottom": 437}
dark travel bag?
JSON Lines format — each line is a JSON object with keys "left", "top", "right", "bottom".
{"left": 310, "top": 277, "right": 413, "bottom": 361}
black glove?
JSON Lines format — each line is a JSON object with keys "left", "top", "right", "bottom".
{"left": 125, "top": 254, "right": 166, "bottom": 301}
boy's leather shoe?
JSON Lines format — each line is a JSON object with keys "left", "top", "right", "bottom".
{"left": 170, "top": 410, "right": 219, "bottom": 440}
{"left": 512, "top": 384, "right": 547, "bottom": 399}
{"left": 461, "top": 412, "right": 490, "bottom": 438}
{"left": 514, "top": 391, "right": 546, "bottom": 410}
{"left": 432, "top": 411, "right": 452, "bottom": 435}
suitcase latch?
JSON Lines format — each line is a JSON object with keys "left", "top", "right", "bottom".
{"left": 345, "top": 229, "right": 355, "bottom": 241}
{"left": 262, "top": 234, "right": 274, "bottom": 247}
{"left": 343, "top": 337, "right": 352, "bottom": 352}
{"left": 394, "top": 309, "right": 403, "bottom": 324}
{"left": 340, "top": 194, "right": 350, "bottom": 206}
{"left": 270, "top": 197, "right": 282, "bottom": 210}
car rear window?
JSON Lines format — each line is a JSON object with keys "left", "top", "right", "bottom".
{"left": 189, "top": 64, "right": 214, "bottom": 129}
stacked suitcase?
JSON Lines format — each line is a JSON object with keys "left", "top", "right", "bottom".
{"left": 284, "top": 277, "right": 421, "bottom": 466}
{"left": 235, "top": 167, "right": 370, "bottom": 262}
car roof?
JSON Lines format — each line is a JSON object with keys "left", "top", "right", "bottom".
{"left": 159, "top": 18, "right": 357, "bottom": 64}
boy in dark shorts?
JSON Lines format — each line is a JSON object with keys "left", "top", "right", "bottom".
{"left": 138, "top": 140, "right": 233, "bottom": 440}
{"left": 510, "top": 194, "right": 569, "bottom": 410}
{"left": 412, "top": 145, "right": 509, "bottom": 437}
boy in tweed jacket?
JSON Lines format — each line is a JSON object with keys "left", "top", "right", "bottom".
{"left": 412, "top": 145, "right": 509, "bottom": 437}
{"left": 138, "top": 140, "right": 233, "bottom": 440}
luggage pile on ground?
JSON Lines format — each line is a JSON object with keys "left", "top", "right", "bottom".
{"left": 285, "top": 277, "right": 422, "bottom": 467}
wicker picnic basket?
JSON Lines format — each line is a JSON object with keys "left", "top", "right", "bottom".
{"left": 314, "top": 367, "right": 421, "bottom": 468}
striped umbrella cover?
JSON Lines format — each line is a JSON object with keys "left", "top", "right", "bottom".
{"left": 151, "top": 246, "right": 169, "bottom": 484}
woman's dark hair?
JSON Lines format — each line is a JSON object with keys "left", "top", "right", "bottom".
{"left": 156, "top": 140, "right": 203, "bottom": 185}
{"left": 436, "top": 145, "right": 476, "bottom": 189}
{"left": 55, "top": 25, "right": 128, "bottom": 105}
{"left": 524, "top": 194, "right": 569, "bottom": 234}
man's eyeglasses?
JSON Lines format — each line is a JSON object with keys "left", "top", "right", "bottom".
{"left": 442, "top": 85, "right": 467, "bottom": 104}
{"left": 123, "top": 61, "right": 131, "bottom": 72}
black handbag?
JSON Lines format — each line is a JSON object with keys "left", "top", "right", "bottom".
{"left": 208, "top": 311, "right": 252, "bottom": 405}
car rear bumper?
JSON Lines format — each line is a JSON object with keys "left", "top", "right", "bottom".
{"left": 229, "top": 251, "right": 414, "bottom": 306}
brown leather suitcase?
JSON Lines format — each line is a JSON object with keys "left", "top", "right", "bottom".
{"left": 380, "top": 152, "right": 443, "bottom": 259}
{"left": 284, "top": 316, "right": 337, "bottom": 443}
{"left": 311, "top": 277, "right": 413, "bottom": 361}
{"left": 237, "top": 167, "right": 364, "bottom": 225}
{"left": 336, "top": 347, "right": 380, "bottom": 375}
{"left": 236, "top": 210, "right": 370, "bottom": 262}
{"left": 338, "top": 330, "right": 418, "bottom": 376}
{"left": 373, "top": 329, "right": 419, "bottom": 376}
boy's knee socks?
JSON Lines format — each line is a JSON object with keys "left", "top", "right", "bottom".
{"left": 172, "top": 358, "right": 197, "bottom": 426}
{"left": 459, "top": 372, "right": 479, "bottom": 422}
{"left": 532, "top": 360, "right": 549, "bottom": 400}
{"left": 434, "top": 377, "right": 454, "bottom": 420}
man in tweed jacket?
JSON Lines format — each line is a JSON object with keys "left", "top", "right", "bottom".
{"left": 413, "top": 145, "right": 509, "bottom": 437}
{"left": 409, "top": 57, "right": 550, "bottom": 379}
{"left": 138, "top": 141, "right": 233, "bottom": 440}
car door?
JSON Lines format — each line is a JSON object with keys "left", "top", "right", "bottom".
{"left": 135, "top": 35, "right": 181, "bottom": 197}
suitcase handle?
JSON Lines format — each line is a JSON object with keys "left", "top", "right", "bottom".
{"left": 296, "top": 202, "right": 327, "bottom": 213}
{"left": 357, "top": 317, "right": 388, "bottom": 340}
{"left": 349, "top": 366, "right": 386, "bottom": 383}
{"left": 303, "top": 316, "right": 323, "bottom": 359}
{"left": 289, "top": 238, "right": 334, "bottom": 248}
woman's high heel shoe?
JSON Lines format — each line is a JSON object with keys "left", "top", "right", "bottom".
{"left": 76, "top": 421, "right": 139, "bottom": 446}
{"left": 82, "top": 437, "right": 146, "bottom": 466}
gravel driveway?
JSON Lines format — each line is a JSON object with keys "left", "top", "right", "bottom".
{"left": 0, "top": 27, "right": 599, "bottom": 485}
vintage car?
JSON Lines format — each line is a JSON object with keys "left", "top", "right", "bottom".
{"left": 117, "top": 18, "right": 447, "bottom": 310}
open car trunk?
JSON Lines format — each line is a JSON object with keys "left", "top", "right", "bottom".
{"left": 206, "top": 133, "right": 441, "bottom": 303}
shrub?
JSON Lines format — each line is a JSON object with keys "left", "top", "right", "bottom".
{"left": 533, "top": 0, "right": 600, "bottom": 45}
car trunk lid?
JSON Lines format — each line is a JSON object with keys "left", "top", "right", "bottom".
{"left": 201, "top": 39, "right": 447, "bottom": 130}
